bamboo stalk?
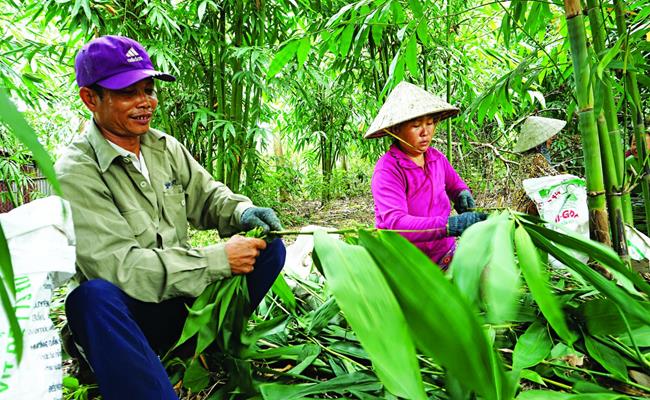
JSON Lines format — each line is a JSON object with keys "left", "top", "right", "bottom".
{"left": 614, "top": 0, "right": 650, "bottom": 235}
{"left": 585, "top": 0, "right": 628, "bottom": 256}
{"left": 563, "top": 0, "right": 611, "bottom": 245}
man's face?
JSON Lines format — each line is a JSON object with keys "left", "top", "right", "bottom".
{"left": 91, "top": 78, "right": 158, "bottom": 139}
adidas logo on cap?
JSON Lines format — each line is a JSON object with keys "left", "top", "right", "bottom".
{"left": 126, "top": 47, "right": 143, "bottom": 63}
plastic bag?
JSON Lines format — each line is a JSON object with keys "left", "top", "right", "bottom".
{"left": 0, "top": 196, "right": 76, "bottom": 400}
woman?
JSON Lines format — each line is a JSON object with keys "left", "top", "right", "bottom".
{"left": 365, "top": 82, "right": 486, "bottom": 269}
{"left": 511, "top": 116, "right": 565, "bottom": 214}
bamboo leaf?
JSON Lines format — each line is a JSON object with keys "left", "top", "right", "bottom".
{"left": 308, "top": 296, "right": 340, "bottom": 335}
{"left": 271, "top": 273, "right": 296, "bottom": 313}
{"left": 405, "top": 36, "right": 418, "bottom": 77}
{"left": 522, "top": 221, "right": 650, "bottom": 297}
{"left": 449, "top": 216, "right": 499, "bottom": 307}
{"left": 260, "top": 372, "right": 380, "bottom": 399}
{"left": 580, "top": 298, "right": 645, "bottom": 336}
{"left": 360, "top": 230, "right": 512, "bottom": 400}
{"left": 313, "top": 231, "right": 426, "bottom": 400}
{"left": 0, "top": 89, "right": 61, "bottom": 195}
{"left": 584, "top": 336, "right": 628, "bottom": 380}
{"left": 296, "top": 37, "right": 311, "bottom": 67}
{"left": 515, "top": 226, "right": 576, "bottom": 344}
{"left": 267, "top": 40, "right": 300, "bottom": 78}
{"left": 183, "top": 358, "right": 210, "bottom": 392}
{"left": 287, "top": 343, "right": 320, "bottom": 375}
{"left": 618, "top": 325, "right": 650, "bottom": 347}
{"left": 520, "top": 369, "right": 546, "bottom": 386}
{"left": 596, "top": 38, "right": 623, "bottom": 79}
{"left": 0, "top": 264, "right": 22, "bottom": 363}
{"left": 513, "top": 321, "right": 552, "bottom": 370}
{"left": 197, "top": 0, "right": 207, "bottom": 22}
{"left": 525, "top": 229, "right": 650, "bottom": 326}
{"left": 338, "top": 24, "right": 355, "bottom": 56}
{"left": 485, "top": 216, "right": 520, "bottom": 323}
{"left": 325, "top": 3, "right": 354, "bottom": 28}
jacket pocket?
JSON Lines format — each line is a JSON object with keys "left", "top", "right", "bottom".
{"left": 163, "top": 190, "right": 188, "bottom": 243}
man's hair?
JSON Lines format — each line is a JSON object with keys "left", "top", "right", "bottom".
{"left": 88, "top": 83, "right": 105, "bottom": 99}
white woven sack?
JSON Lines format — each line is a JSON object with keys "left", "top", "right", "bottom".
{"left": 0, "top": 196, "right": 76, "bottom": 400}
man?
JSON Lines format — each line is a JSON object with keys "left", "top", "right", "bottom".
{"left": 56, "top": 35, "right": 286, "bottom": 400}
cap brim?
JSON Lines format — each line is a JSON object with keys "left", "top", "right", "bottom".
{"left": 97, "top": 69, "right": 176, "bottom": 90}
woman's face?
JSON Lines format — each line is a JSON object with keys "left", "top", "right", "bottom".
{"left": 395, "top": 115, "right": 437, "bottom": 156}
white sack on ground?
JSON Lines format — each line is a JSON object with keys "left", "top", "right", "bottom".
{"left": 0, "top": 196, "right": 76, "bottom": 400}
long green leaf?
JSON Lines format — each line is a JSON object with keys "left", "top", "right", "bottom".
{"left": 307, "top": 296, "right": 340, "bottom": 335}
{"left": 313, "top": 231, "right": 426, "bottom": 400}
{"left": 360, "top": 230, "right": 513, "bottom": 400}
{"left": 583, "top": 336, "right": 629, "bottom": 380}
{"left": 0, "top": 89, "right": 61, "bottom": 195}
{"left": 450, "top": 216, "right": 500, "bottom": 307}
{"left": 517, "top": 391, "right": 628, "bottom": 399}
{"left": 271, "top": 273, "right": 296, "bottom": 313}
{"left": 522, "top": 221, "right": 650, "bottom": 297}
{"left": 579, "top": 299, "right": 644, "bottom": 336}
{"left": 0, "top": 238, "right": 22, "bottom": 363}
{"left": 515, "top": 226, "right": 577, "bottom": 344}
{"left": 485, "top": 216, "right": 520, "bottom": 323}
{"left": 526, "top": 229, "right": 650, "bottom": 326}
{"left": 267, "top": 40, "right": 300, "bottom": 78}
{"left": 260, "top": 371, "right": 380, "bottom": 399}
{"left": 512, "top": 321, "right": 552, "bottom": 370}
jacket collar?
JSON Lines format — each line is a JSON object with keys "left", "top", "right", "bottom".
{"left": 86, "top": 120, "right": 166, "bottom": 173}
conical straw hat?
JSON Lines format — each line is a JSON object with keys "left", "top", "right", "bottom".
{"left": 364, "top": 81, "right": 460, "bottom": 139}
{"left": 514, "top": 116, "right": 566, "bottom": 153}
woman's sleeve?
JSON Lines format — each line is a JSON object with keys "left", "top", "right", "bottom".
{"left": 371, "top": 167, "right": 447, "bottom": 242}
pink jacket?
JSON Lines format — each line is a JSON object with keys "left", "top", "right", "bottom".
{"left": 371, "top": 144, "right": 469, "bottom": 264}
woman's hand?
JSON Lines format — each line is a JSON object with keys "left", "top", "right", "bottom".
{"left": 454, "top": 190, "right": 476, "bottom": 214}
{"left": 447, "top": 212, "right": 487, "bottom": 236}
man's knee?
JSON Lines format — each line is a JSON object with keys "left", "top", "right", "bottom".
{"left": 66, "top": 279, "right": 125, "bottom": 316}
{"left": 265, "top": 238, "right": 287, "bottom": 265}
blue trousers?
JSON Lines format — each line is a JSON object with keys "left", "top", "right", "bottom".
{"left": 66, "top": 239, "right": 286, "bottom": 400}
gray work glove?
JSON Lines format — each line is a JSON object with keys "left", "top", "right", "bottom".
{"left": 454, "top": 190, "right": 476, "bottom": 214}
{"left": 241, "top": 207, "right": 283, "bottom": 234}
{"left": 447, "top": 212, "right": 487, "bottom": 237}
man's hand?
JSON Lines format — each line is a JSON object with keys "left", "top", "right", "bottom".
{"left": 225, "top": 235, "right": 267, "bottom": 274}
{"left": 454, "top": 190, "right": 476, "bottom": 214}
{"left": 241, "top": 207, "right": 283, "bottom": 234}
{"left": 447, "top": 212, "right": 487, "bottom": 237}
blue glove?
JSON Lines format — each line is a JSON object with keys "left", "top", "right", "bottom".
{"left": 454, "top": 190, "right": 476, "bottom": 214}
{"left": 447, "top": 212, "right": 487, "bottom": 237}
{"left": 241, "top": 207, "right": 283, "bottom": 234}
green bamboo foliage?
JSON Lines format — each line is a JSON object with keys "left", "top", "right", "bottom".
{"left": 562, "top": 0, "right": 610, "bottom": 245}
{"left": 613, "top": 0, "right": 650, "bottom": 236}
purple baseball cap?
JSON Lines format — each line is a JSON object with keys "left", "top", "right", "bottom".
{"left": 74, "top": 35, "right": 175, "bottom": 89}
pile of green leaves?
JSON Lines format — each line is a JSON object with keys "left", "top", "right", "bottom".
{"left": 173, "top": 211, "right": 650, "bottom": 399}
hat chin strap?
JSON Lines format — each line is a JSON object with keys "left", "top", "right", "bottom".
{"left": 382, "top": 129, "right": 419, "bottom": 151}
